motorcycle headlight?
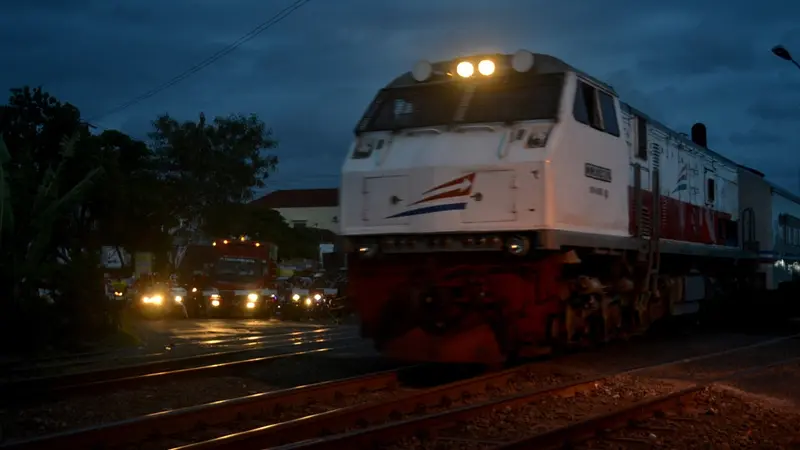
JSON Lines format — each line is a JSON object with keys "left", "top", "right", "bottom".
{"left": 314, "top": 294, "right": 322, "bottom": 301}
{"left": 191, "top": 287, "right": 198, "bottom": 293}
{"left": 247, "top": 293, "right": 259, "bottom": 302}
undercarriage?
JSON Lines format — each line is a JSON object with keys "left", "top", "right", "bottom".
{"left": 349, "top": 246, "right": 741, "bottom": 365}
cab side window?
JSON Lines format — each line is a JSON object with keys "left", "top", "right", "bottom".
{"left": 573, "top": 80, "right": 620, "bottom": 137}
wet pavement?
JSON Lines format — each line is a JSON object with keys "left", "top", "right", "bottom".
{"left": 130, "top": 318, "right": 361, "bottom": 355}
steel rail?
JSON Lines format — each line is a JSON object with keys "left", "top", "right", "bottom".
{"left": 0, "top": 339, "right": 363, "bottom": 406}
{"left": 0, "top": 366, "right": 410, "bottom": 450}
{"left": 265, "top": 343, "right": 800, "bottom": 449}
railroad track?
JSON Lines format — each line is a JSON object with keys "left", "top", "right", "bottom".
{"left": 0, "top": 335, "right": 364, "bottom": 406}
{"left": 3, "top": 327, "right": 355, "bottom": 379}
{"left": 492, "top": 357, "right": 800, "bottom": 450}
{"left": 4, "top": 332, "right": 800, "bottom": 450}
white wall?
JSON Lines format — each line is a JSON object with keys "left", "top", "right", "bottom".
{"left": 275, "top": 206, "right": 340, "bottom": 234}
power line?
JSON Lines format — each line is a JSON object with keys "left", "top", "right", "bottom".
{"left": 88, "top": 0, "right": 311, "bottom": 123}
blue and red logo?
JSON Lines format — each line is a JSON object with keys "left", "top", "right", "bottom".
{"left": 387, "top": 173, "right": 475, "bottom": 218}
{"left": 673, "top": 163, "right": 689, "bottom": 194}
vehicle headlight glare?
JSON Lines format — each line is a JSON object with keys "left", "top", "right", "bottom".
{"left": 174, "top": 296, "right": 183, "bottom": 303}
{"left": 143, "top": 295, "right": 163, "bottom": 305}
{"left": 305, "top": 298, "right": 312, "bottom": 306}
{"left": 246, "top": 302, "right": 256, "bottom": 309}
{"left": 314, "top": 294, "right": 322, "bottom": 301}
{"left": 292, "top": 294, "right": 300, "bottom": 301}
{"left": 247, "top": 293, "right": 258, "bottom": 301}
{"left": 211, "top": 299, "right": 220, "bottom": 307}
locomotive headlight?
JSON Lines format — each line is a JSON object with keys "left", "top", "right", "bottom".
{"left": 247, "top": 293, "right": 259, "bottom": 302}
{"left": 456, "top": 61, "right": 474, "bottom": 78}
{"left": 511, "top": 49, "right": 535, "bottom": 73}
{"left": 506, "top": 235, "right": 530, "bottom": 256}
{"left": 478, "top": 59, "right": 495, "bottom": 76}
{"left": 412, "top": 60, "right": 433, "bottom": 82}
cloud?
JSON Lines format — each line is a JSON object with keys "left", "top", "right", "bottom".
{"left": 729, "top": 128, "right": 786, "bottom": 147}
{"left": 2, "top": 0, "right": 800, "bottom": 193}
{"left": 747, "top": 97, "right": 800, "bottom": 122}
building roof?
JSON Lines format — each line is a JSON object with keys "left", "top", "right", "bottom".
{"left": 250, "top": 188, "right": 339, "bottom": 209}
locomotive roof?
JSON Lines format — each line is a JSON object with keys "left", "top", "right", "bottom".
{"left": 384, "top": 51, "right": 799, "bottom": 203}
{"left": 620, "top": 102, "right": 739, "bottom": 168}
{"left": 622, "top": 102, "right": 800, "bottom": 203}
{"left": 385, "top": 52, "right": 615, "bottom": 93}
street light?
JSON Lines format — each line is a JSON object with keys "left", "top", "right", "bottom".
{"left": 771, "top": 45, "right": 800, "bottom": 71}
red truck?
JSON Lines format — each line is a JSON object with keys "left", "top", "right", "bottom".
{"left": 185, "top": 237, "right": 279, "bottom": 318}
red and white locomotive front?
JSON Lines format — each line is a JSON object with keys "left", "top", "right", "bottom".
{"left": 340, "top": 51, "right": 591, "bottom": 364}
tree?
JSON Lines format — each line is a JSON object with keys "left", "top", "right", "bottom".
{"left": 148, "top": 112, "right": 278, "bottom": 237}
{"left": 0, "top": 87, "right": 93, "bottom": 259}
{"left": 87, "top": 130, "right": 172, "bottom": 259}
{"left": 0, "top": 87, "right": 157, "bottom": 351}
{"left": 0, "top": 87, "right": 102, "bottom": 300}
{"left": 0, "top": 132, "right": 105, "bottom": 350}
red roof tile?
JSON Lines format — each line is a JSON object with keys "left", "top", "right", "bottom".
{"left": 250, "top": 188, "right": 338, "bottom": 209}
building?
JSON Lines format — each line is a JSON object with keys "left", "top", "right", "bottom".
{"left": 250, "top": 188, "right": 339, "bottom": 234}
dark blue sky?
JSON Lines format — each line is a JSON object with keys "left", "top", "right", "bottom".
{"left": 2, "top": 0, "right": 799, "bottom": 195}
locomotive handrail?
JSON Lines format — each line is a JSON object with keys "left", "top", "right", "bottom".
{"left": 404, "top": 128, "right": 442, "bottom": 136}
{"left": 455, "top": 124, "right": 497, "bottom": 132}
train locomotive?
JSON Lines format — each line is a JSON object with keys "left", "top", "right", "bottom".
{"left": 339, "top": 50, "right": 800, "bottom": 365}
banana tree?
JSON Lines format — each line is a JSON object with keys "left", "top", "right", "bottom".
{"left": 0, "top": 136, "right": 11, "bottom": 245}
{"left": 0, "top": 134, "right": 104, "bottom": 303}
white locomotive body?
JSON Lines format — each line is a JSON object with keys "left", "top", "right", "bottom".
{"left": 341, "top": 51, "right": 800, "bottom": 364}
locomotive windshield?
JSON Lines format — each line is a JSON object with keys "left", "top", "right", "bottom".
{"left": 215, "top": 257, "right": 262, "bottom": 282}
{"left": 361, "top": 73, "right": 564, "bottom": 132}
